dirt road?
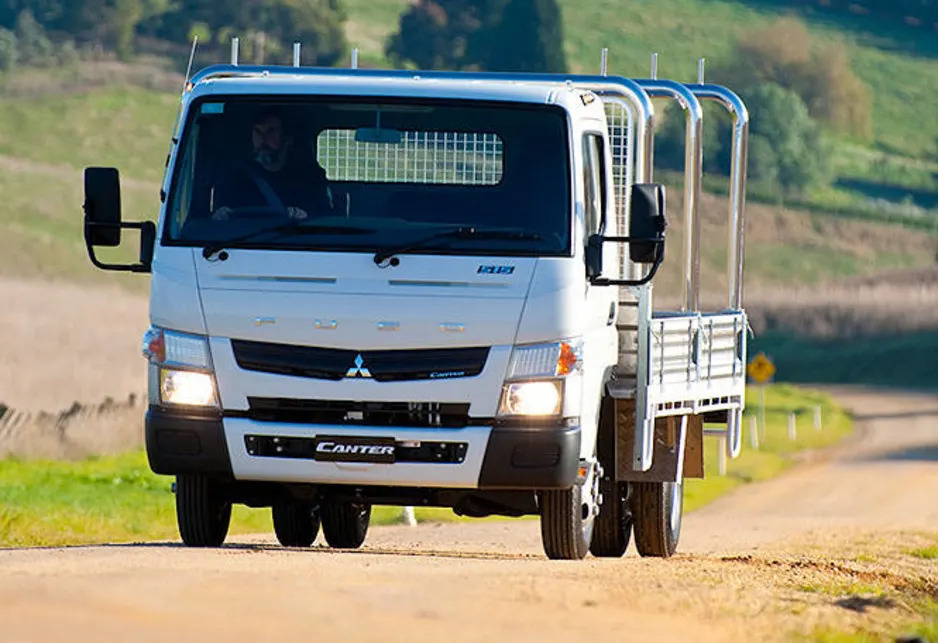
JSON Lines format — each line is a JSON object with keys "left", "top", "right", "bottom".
{"left": 1, "top": 388, "right": 936, "bottom": 642}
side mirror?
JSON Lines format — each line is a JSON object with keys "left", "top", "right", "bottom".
{"left": 586, "top": 234, "right": 604, "bottom": 279}
{"left": 84, "top": 167, "right": 122, "bottom": 247}
{"left": 629, "top": 183, "right": 667, "bottom": 264}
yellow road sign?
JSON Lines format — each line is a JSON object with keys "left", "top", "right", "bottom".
{"left": 747, "top": 353, "right": 776, "bottom": 384}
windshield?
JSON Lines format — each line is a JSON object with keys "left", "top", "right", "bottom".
{"left": 164, "top": 96, "right": 571, "bottom": 257}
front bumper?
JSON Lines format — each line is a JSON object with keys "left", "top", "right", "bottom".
{"left": 145, "top": 406, "right": 232, "bottom": 476}
{"left": 145, "top": 406, "right": 579, "bottom": 490}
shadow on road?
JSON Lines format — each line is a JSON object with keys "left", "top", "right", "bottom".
{"left": 851, "top": 410, "right": 938, "bottom": 422}
{"left": 856, "top": 444, "right": 938, "bottom": 463}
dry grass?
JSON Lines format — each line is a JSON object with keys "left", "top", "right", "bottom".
{"left": 0, "top": 277, "right": 147, "bottom": 412}
{"left": 745, "top": 268, "right": 938, "bottom": 338}
{"left": 0, "top": 395, "right": 143, "bottom": 460}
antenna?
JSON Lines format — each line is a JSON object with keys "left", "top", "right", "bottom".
{"left": 697, "top": 57, "right": 706, "bottom": 84}
{"left": 600, "top": 48, "right": 608, "bottom": 76}
{"left": 293, "top": 42, "right": 301, "bottom": 67}
{"left": 351, "top": 47, "right": 359, "bottom": 70}
{"left": 182, "top": 35, "right": 198, "bottom": 93}
{"left": 650, "top": 52, "right": 659, "bottom": 80}
{"left": 231, "top": 37, "right": 240, "bottom": 66}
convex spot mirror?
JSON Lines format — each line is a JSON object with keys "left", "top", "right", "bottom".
{"left": 84, "top": 167, "right": 122, "bottom": 247}
{"left": 629, "top": 183, "right": 666, "bottom": 264}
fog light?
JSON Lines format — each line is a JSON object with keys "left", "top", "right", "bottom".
{"left": 499, "top": 381, "right": 562, "bottom": 416}
{"left": 159, "top": 368, "right": 217, "bottom": 407}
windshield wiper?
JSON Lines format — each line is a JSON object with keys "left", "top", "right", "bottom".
{"left": 373, "top": 226, "right": 542, "bottom": 265}
{"left": 202, "top": 221, "right": 371, "bottom": 260}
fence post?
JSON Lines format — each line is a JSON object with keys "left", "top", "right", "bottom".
{"left": 748, "top": 415, "right": 759, "bottom": 450}
{"left": 401, "top": 506, "right": 417, "bottom": 526}
{"left": 788, "top": 412, "right": 797, "bottom": 441}
{"left": 814, "top": 406, "right": 822, "bottom": 431}
{"left": 717, "top": 435, "right": 727, "bottom": 475}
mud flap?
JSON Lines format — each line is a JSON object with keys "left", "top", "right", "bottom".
{"left": 616, "top": 402, "right": 700, "bottom": 482}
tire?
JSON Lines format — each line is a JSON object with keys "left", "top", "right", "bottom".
{"left": 589, "top": 479, "right": 632, "bottom": 558}
{"left": 272, "top": 500, "right": 320, "bottom": 547}
{"left": 540, "top": 473, "right": 597, "bottom": 560}
{"left": 321, "top": 500, "right": 371, "bottom": 549}
{"left": 631, "top": 480, "right": 683, "bottom": 558}
{"left": 175, "top": 474, "right": 231, "bottom": 547}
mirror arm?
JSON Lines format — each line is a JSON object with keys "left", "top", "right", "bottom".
{"left": 588, "top": 234, "right": 665, "bottom": 287}
{"left": 84, "top": 221, "right": 156, "bottom": 273}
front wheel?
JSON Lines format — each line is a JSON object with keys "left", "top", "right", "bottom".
{"left": 589, "top": 479, "right": 632, "bottom": 558}
{"left": 272, "top": 500, "right": 320, "bottom": 547}
{"left": 631, "top": 481, "right": 683, "bottom": 558}
{"left": 321, "top": 500, "right": 371, "bottom": 549}
{"left": 175, "top": 474, "right": 232, "bottom": 547}
{"left": 539, "top": 466, "right": 598, "bottom": 560}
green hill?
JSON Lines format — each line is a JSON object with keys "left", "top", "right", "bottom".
{"left": 344, "top": 0, "right": 938, "bottom": 158}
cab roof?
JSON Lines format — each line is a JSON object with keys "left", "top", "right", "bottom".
{"left": 187, "top": 67, "right": 603, "bottom": 116}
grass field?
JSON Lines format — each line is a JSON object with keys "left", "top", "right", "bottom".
{"left": 0, "top": 385, "right": 851, "bottom": 548}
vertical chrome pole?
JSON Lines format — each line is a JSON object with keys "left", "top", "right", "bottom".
{"left": 293, "top": 42, "right": 301, "bottom": 67}
{"left": 231, "top": 37, "right": 239, "bottom": 66}
{"left": 600, "top": 48, "right": 608, "bottom": 76}
{"left": 351, "top": 47, "right": 359, "bottom": 69}
{"left": 637, "top": 79, "right": 703, "bottom": 312}
{"left": 685, "top": 84, "right": 749, "bottom": 309}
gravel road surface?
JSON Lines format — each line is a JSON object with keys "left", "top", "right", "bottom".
{"left": 1, "top": 387, "right": 936, "bottom": 642}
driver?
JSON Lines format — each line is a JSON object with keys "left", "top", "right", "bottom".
{"left": 212, "top": 108, "right": 331, "bottom": 221}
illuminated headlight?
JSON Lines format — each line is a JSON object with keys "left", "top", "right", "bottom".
{"left": 159, "top": 368, "right": 217, "bottom": 407}
{"left": 498, "top": 380, "right": 562, "bottom": 416}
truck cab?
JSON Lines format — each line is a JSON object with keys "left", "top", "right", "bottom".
{"left": 83, "top": 61, "right": 749, "bottom": 560}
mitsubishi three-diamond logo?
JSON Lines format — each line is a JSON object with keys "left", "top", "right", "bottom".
{"left": 345, "top": 353, "right": 372, "bottom": 379}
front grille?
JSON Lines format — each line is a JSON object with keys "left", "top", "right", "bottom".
{"left": 242, "top": 397, "right": 475, "bottom": 428}
{"left": 231, "top": 339, "right": 490, "bottom": 382}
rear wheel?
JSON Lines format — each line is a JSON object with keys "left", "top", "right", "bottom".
{"left": 631, "top": 480, "right": 683, "bottom": 558}
{"left": 539, "top": 465, "right": 598, "bottom": 560}
{"left": 175, "top": 474, "right": 231, "bottom": 547}
{"left": 272, "top": 500, "right": 320, "bottom": 547}
{"left": 321, "top": 500, "right": 371, "bottom": 549}
{"left": 589, "top": 479, "right": 632, "bottom": 558}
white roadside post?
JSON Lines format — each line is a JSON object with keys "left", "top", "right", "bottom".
{"left": 746, "top": 353, "right": 775, "bottom": 443}
{"left": 748, "top": 415, "right": 759, "bottom": 450}
{"left": 814, "top": 405, "right": 822, "bottom": 431}
{"left": 401, "top": 506, "right": 417, "bottom": 526}
{"left": 788, "top": 412, "right": 797, "bottom": 441}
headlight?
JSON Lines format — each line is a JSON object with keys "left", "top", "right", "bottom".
{"left": 507, "top": 340, "right": 582, "bottom": 379}
{"left": 498, "top": 380, "right": 562, "bottom": 416}
{"left": 160, "top": 368, "right": 217, "bottom": 407}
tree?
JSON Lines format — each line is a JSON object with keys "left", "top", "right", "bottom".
{"left": 472, "top": 0, "right": 567, "bottom": 72}
{"left": 386, "top": 0, "right": 485, "bottom": 70}
{"left": 743, "top": 83, "right": 830, "bottom": 196}
{"left": 386, "top": 0, "right": 568, "bottom": 72}
{"left": 150, "top": 0, "right": 347, "bottom": 66}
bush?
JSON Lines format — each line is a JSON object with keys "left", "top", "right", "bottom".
{"left": 0, "top": 27, "right": 16, "bottom": 70}
{"left": 712, "top": 18, "right": 873, "bottom": 139}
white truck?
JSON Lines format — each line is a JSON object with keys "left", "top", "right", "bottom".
{"left": 82, "top": 51, "right": 750, "bottom": 560}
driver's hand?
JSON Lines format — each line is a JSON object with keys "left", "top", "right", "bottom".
{"left": 212, "top": 206, "right": 233, "bottom": 221}
{"left": 286, "top": 207, "right": 308, "bottom": 220}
